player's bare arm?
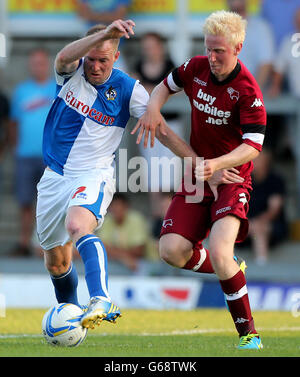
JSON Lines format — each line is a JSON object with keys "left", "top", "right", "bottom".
{"left": 131, "top": 81, "right": 170, "bottom": 148}
{"left": 195, "top": 143, "right": 260, "bottom": 181}
{"left": 55, "top": 19, "right": 135, "bottom": 74}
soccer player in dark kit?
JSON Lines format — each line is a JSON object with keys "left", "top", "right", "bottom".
{"left": 132, "top": 10, "right": 266, "bottom": 349}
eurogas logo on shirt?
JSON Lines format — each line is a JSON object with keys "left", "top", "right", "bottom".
{"left": 65, "top": 90, "right": 115, "bottom": 126}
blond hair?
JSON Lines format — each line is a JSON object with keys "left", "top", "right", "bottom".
{"left": 85, "top": 24, "right": 120, "bottom": 52}
{"left": 203, "top": 10, "right": 247, "bottom": 47}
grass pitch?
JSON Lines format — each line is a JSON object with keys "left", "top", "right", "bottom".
{"left": 0, "top": 309, "right": 299, "bottom": 357}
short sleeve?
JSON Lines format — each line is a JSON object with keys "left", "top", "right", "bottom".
{"left": 163, "top": 57, "right": 193, "bottom": 93}
{"left": 55, "top": 58, "right": 83, "bottom": 86}
{"left": 129, "top": 81, "right": 149, "bottom": 118}
{"left": 239, "top": 87, "right": 267, "bottom": 151}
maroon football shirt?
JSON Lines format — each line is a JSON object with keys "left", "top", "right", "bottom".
{"left": 164, "top": 56, "right": 267, "bottom": 191}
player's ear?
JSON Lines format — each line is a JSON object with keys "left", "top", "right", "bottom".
{"left": 234, "top": 42, "right": 243, "bottom": 56}
{"left": 114, "top": 50, "right": 120, "bottom": 62}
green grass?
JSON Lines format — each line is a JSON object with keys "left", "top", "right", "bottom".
{"left": 0, "top": 309, "right": 299, "bottom": 357}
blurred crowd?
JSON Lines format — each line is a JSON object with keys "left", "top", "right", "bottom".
{"left": 0, "top": 0, "right": 299, "bottom": 270}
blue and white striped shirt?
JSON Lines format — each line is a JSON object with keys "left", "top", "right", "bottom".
{"left": 43, "top": 58, "right": 149, "bottom": 176}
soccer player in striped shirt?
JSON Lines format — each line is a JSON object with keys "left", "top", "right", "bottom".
{"left": 37, "top": 20, "right": 141, "bottom": 329}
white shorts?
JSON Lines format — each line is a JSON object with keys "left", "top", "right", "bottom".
{"left": 36, "top": 168, "right": 116, "bottom": 250}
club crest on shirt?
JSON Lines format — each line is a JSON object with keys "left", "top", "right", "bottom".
{"left": 227, "top": 87, "right": 240, "bottom": 101}
{"left": 105, "top": 86, "right": 117, "bottom": 100}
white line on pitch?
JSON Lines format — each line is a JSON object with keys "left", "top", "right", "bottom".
{"left": 1, "top": 326, "right": 300, "bottom": 339}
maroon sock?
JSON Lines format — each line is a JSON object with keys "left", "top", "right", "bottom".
{"left": 183, "top": 245, "right": 214, "bottom": 274}
{"left": 220, "top": 270, "right": 257, "bottom": 336}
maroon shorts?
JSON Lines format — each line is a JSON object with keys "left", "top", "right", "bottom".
{"left": 160, "top": 183, "right": 251, "bottom": 245}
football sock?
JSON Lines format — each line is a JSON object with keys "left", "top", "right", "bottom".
{"left": 76, "top": 234, "right": 111, "bottom": 302}
{"left": 50, "top": 263, "right": 79, "bottom": 306}
{"left": 183, "top": 245, "right": 214, "bottom": 273}
{"left": 220, "top": 269, "right": 256, "bottom": 336}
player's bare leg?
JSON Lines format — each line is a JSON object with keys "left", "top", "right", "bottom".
{"left": 159, "top": 233, "right": 193, "bottom": 267}
{"left": 159, "top": 231, "right": 246, "bottom": 274}
{"left": 44, "top": 242, "right": 73, "bottom": 276}
{"left": 159, "top": 233, "right": 215, "bottom": 273}
{"left": 208, "top": 215, "right": 240, "bottom": 279}
{"left": 65, "top": 205, "right": 97, "bottom": 244}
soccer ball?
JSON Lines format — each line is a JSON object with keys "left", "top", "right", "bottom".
{"left": 42, "top": 303, "right": 87, "bottom": 347}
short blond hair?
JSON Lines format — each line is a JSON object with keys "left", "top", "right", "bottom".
{"left": 85, "top": 24, "right": 120, "bottom": 52}
{"left": 203, "top": 10, "right": 247, "bottom": 47}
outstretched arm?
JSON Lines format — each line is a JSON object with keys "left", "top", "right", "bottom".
{"left": 55, "top": 19, "right": 135, "bottom": 74}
